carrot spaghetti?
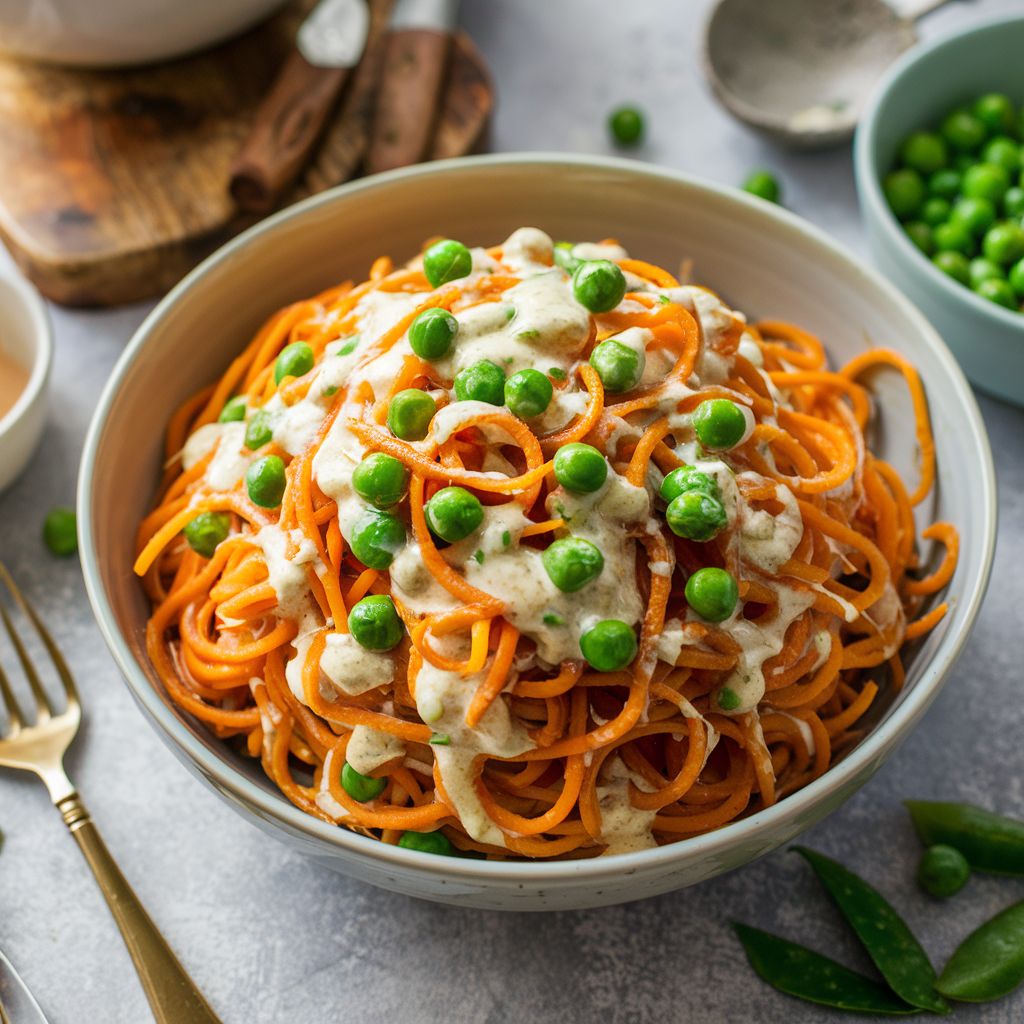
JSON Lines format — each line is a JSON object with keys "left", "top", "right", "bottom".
{"left": 135, "top": 228, "right": 957, "bottom": 859}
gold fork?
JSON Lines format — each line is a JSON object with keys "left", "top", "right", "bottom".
{"left": 0, "top": 561, "right": 222, "bottom": 1024}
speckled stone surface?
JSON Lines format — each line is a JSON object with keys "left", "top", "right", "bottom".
{"left": 1, "top": 1, "right": 1023, "bottom": 1021}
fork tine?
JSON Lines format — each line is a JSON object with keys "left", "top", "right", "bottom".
{"left": 0, "top": 599, "right": 53, "bottom": 722}
{"left": 0, "top": 561, "right": 79, "bottom": 716}
{"left": 0, "top": 656, "right": 24, "bottom": 736}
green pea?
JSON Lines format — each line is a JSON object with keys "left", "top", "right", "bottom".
{"left": 660, "top": 465, "right": 718, "bottom": 503}
{"left": 904, "top": 222, "right": 933, "bottom": 255}
{"left": 932, "top": 250, "right": 970, "bottom": 285}
{"left": 244, "top": 408, "right": 274, "bottom": 450}
{"left": 580, "top": 619, "right": 637, "bottom": 672}
{"left": 348, "top": 594, "right": 404, "bottom": 651}
{"left": 933, "top": 219, "right": 973, "bottom": 254}
{"left": 387, "top": 388, "right": 436, "bottom": 441}
{"left": 608, "top": 105, "right": 644, "bottom": 146}
{"left": 423, "top": 238, "right": 473, "bottom": 287}
{"left": 692, "top": 398, "right": 747, "bottom": 450}
{"left": 953, "top": 152, "right": 976, "bottom": 173}
{"left": 905, "top": 800, "right": 1024, "bottom": 876}
{"left": 183, "top": 511, "right": 231, "bottom": 558}
{"left": 453, "top": 359, "right": 505, "bottom": 405}
{"left": 941, "top": 108, "right": 987, "bottom": 152}
{"left": 900, "top": 131, "right": 947, "bottom": 175}
{"left": 352, "top": 452, "right": 409, "bottom": 508}
{"left": 409, "top": 307, "right": 458, "bottom": 360}
{"left": 246, "top": 455, "right": 287, "bottom": 508}
{"left": 973, "top": 92, "right": 1016, "bottom": 135}
{"left": 665, "top": 491, "right": 728, "bottom": 542}
{"left": 975, "top": 277, "right": 1018, "bottom": 310}
{"left": 553, "top": 442, "right": 608, "bottom": 494}
{"left": 218, "top": 395, "right": 247, "bottom": 423}
{"left": 541, "top": 536, "right": 604, "bottom": 593}
{"left": 685, "top": 566, "right": 739, "bottom": 622}
{"left": 920, "top": 197, "right": 950, "bottom": 227}
{"left": 504, "top": 368, "right": 552, "bottom": 418}
{"left": 553, "top": 241, "right": 581, "bottom": 274}
{"left": 927, "top": 168, "right": 961, "bottom": 200}
{"left": 1009, "top": 257, "right": 1024, "bottom": 297}
{"left": 742, "top": 170, "right": 780, "bottom": 203}
{"left": 983, "top": 221, "right": 1024, "bottom": 265}
{"left": 424, "top": 486, "right": 483, "bottom": 543}
{"left": 398, "top": 830, "right": 455, "bottom": 855}
{"left": 589, "top": 339, "right": 644, "bottom": 393}
{"left": 1004, "top": 186, "right": 1024, "bottom": 218}
{"left": 963, "top": 162, "right": 1010, "bottom": 204}
{"left": 42, "top": 507, "right": 77, "bottom": 557}
{"left": 969, "top": 257, "right": 1005, "bottom": 289}
{"left": 917, "top": 844, "right": 970, "bottom": 898}
{"left": 982, "top": 135, "right": 1021, "bottom": 175}
{"left": 572, "top": 259, "right": 627, "bottom": 313}
{"left": 350, "top": 509, "right": 405, "bottom": 569}
{"left": 274, "top": 341, "right": 314, "bottom": 384}
{"left": 341, "top": 762, "right": 387, "bottom": 802}
{"left": 950, "top": 196, "right": 996, "bottom": 237}
{"left": 882, "top": 168, "right": 925, "bottom": 220}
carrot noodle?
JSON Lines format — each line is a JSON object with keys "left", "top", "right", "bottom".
{"left": 136, "top": 233, "right": 957, "bottom": 860}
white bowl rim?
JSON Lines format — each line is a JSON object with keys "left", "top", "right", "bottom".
{"left": 0, "top": 269, "right": 52, "bottom": 438}
{"left": 79, "top": 152, "right": 997, "bottom": 882}
{"left": 855, "top": 11, "right": 1024, "bottom": 334}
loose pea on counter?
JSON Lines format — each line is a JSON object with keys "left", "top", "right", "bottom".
{"left": 42, "top": 507, "right": 78, "bottom": 557}
{"left": 607, "top": 105, "right": 645, "bottom": 147}
{"left": 884, "top": 90, "right": 1024, "bottom": 311}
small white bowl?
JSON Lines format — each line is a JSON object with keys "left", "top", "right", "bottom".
{"left": 80, "top": 156, "right": 995, "bottom": 909}
{"left": 0, "top": 270, "right": 51, "bottom": 494}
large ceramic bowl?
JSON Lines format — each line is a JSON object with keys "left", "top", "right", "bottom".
{"left": 855, "top": 14, "right": 1024, "bottom": 407}
{"left": 79, "top": 155, "right": 995, "bottom": 910}
{"left": 0, "top": 0, "right": 282, "bottom": 67}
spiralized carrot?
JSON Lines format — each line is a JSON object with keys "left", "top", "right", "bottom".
{"left": 136, "top": 237, "right": 957, "bottom": 860}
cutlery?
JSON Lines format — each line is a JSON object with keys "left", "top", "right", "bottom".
{"left": 230, "top": 0, "right": 371, "bottom": 211}
{"left": 0, "top": 950, "right": 50, "bottom": 1024}
{"left": 365, "top": 0, "right": 460, "bottom": 174}
{"left": 0, "top": 562, "right": 222, "bottom": 1024}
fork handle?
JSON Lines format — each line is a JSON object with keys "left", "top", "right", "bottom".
{"left": 57, "top": 794, "right": 223, "bottom": 1024}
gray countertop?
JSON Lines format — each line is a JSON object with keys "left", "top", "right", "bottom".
{"left": 2, "top": 1, "right": 1024, "bottom": 1021}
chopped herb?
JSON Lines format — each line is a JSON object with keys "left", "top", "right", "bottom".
{"left": 502, "top": 357, "right": 514, "bottom": 365}
{"left": 517, "top": 328, "right": 541, "bottom": 340}
{"left": 338, "top": 338, "right": 359, "bottom": 355}
{"left": 501, "top": 530, "right": 512, "bottom": 547}
{"left": 548, "top": 367, "right": 567, "bottom": 380}
{"left": 429, "top": 733, "right": 451, "bottom": 746}
{"left": 505, "top": 307, "right": 516, "bottom": 322}
{"left": 473, "top": 549, "right": 485, "bottom": 565}
{"left": 323, "top": 385, "right": 338, "bottom": 397}
{"left": 542, "top": 613, "right": 564, "bottom": 626}
{"left": 658, "top": 294, "right": 671, "bottom": 305}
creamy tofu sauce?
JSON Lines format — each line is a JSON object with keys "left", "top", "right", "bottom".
{"left": 176, "top": 227, "right": 880, "bottom": 854}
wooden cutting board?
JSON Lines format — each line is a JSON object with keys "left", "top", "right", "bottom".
{"left": 0, "top": 6, "right": 492, "bottom": 307}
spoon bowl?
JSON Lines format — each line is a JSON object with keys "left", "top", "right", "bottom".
{"left": 703, "top": 0, "right": 922, "bottom": 148}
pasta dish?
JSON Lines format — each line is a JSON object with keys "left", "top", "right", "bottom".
{"left": 134, "top": 228, "right": 957, "bottom": 858}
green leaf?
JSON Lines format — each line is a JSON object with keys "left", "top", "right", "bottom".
{"left": 937, "top": 900, "right": 1024, "bottom": 1002}
{"left": 733, "top": 923, "right": 920, "bottom": 1015}
{"left": 794, "top": 847, "right": 948, "bottom": 1014}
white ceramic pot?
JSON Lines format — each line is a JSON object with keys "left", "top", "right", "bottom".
{"left": 0, "top": 0, "right": 284, "bottom": 67}
{"left": 79, "top": 155, "right": 995, "bottom": 910}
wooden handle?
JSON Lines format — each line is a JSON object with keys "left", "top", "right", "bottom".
{"left": 430, "top": 31, "right": 494, "bottom": 160}
{"left": 58, "top": 794, "right": 222, "bottom": 1024}
{"left": 366, "top": 29, "right": 452, "bottom": 174}
{"left": 230, "top": 49, "right": 349, "bottom": 213}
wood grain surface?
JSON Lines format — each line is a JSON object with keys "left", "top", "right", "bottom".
{"left": 0, "top": 4, "right": 492, "bottom": 307}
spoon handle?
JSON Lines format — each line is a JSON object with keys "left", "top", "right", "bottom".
{"left": 900, "top": 0, "right": 955, "bottom": 23}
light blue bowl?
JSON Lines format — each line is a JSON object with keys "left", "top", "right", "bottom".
{"left": 855, "top": 14, "right": 1024, "bottom": 407}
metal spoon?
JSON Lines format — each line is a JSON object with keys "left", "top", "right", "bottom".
{"left": 702, "top": 0, "right": 955, "bottom": 149}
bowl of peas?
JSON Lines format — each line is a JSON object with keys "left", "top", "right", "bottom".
{"left": 855, "top": 14, "right": 1024, "bottom": 406}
